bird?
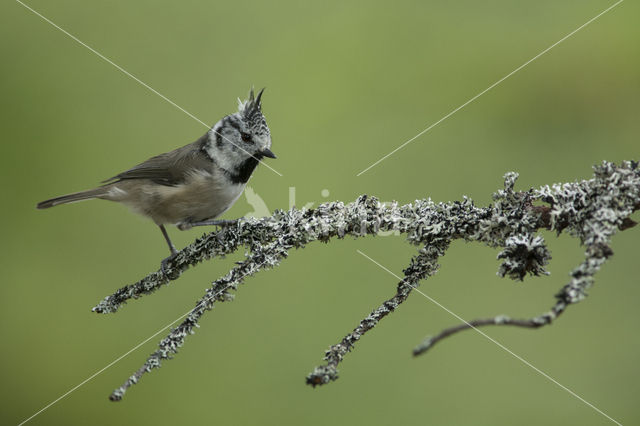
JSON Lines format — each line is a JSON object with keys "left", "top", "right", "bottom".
{"left": 37, "top": 88, "right": 275, "bottom": 268}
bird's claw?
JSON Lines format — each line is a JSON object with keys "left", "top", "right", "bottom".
{"left": 160, "top": 252, "right": 181, "bottom": 279}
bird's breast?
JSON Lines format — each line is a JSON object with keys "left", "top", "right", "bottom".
{"left": 114, "top": 168, "right": 246, "bottom": 225}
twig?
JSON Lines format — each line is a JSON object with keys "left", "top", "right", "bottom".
{"left": 413, "top": 313, "right": 560, "bottom": 356}
{"left": 307, "top": 244, "right": 448, "bottom": 386}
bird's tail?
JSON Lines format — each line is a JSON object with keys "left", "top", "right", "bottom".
{"left": 37, "top": 187, "right": 108, "bottom": 209}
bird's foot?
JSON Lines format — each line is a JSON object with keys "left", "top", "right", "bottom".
{"left": 160, "top": 252, "right": 181, "bottom": 279}
{"left": 177, "top": 222, "right": 192, "bottom": 231}
{"left": 179, "top": 219, "right": 239, "bottom": 230}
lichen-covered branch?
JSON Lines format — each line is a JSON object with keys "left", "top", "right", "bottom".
{"left": 92, "top": 218, "right": 282, "bottom": 313}
{"left": 98, "top": 160, "right": 639, "bottom": 401}
{"left": 109, "top": 254, "right": 278, "bottom": 400}
{"left": 306, "top": 243, "right": 449, "bottom": 386}
{"left": 414, "top": 161, "right": 639, "bottom": 356}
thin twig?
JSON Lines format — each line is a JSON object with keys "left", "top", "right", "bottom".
{"left": 413, "top": 312, "right": 560, "bottom": 356}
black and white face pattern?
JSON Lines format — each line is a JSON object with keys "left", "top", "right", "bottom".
{"left": 205, "top": 89, "right": 273, "bottom": 183}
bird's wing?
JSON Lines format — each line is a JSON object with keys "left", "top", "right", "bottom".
{"left": 102, "top": 136, "right": 212, "bottom": 186}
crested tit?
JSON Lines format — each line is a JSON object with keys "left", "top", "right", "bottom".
{"left": 38, "top": 88, "right": 275, "bottom": 265}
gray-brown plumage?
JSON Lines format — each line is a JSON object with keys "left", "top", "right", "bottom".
{"left": 37, "top": 88, "right": 275, "bottom": 264}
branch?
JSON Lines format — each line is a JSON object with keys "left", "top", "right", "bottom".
{"left": 92, "top": 219, "right": 281, "bottom": 313}
{"left": 96, "top": 160, "right": 639, "bottom": 400}
{"left": 109, "top": 254, "right": 279, "bottom": 400}
{"left": 307, "top": 244, "right": 448, "bottom": 386}
{"left": 413, "top": 314, "right": 558, "bottom": 357}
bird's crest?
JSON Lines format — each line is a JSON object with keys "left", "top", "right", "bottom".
{"left": 237, "top": 87, "right": 269, "bottom": 135}
{"left": 238, "top": 87, "right": 264, "bottom": 118}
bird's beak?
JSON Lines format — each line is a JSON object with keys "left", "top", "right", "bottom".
{"left": 261, "top": 148, "right": 277, "bottom": 159}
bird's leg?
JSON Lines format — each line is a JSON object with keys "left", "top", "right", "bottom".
{"left": 178, "top": 219, "right": 238, "bottom": 230}
{"left": 159, "top": 224, "right": 178, "bottom": 254}
{"left": 159, "top": 224, "right": 178, "bottom": 274}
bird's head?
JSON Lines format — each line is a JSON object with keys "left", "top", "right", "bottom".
{"left": 206, "top": 88, "right": 275, "bottom": 175}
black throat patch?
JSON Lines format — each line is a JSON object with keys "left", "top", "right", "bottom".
{"left": 201, "top": 135, "right": 261, "bottom": 184}
{"left": 227, "top": 155, "right": 261, "bottom": 184}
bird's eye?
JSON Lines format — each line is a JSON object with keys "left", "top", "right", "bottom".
{"left": 241, "top": 132, "right": 252, "bottom": 142}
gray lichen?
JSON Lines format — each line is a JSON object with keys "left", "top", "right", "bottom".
{"left": 101, "top": 161, "right": 639, "bottom": 401}
{"left": 497, "top": 234, "right": 551, "bottom": 280}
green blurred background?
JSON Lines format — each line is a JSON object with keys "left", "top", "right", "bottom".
{"left": 1, "top": 0, "right": 638, "bottom": 424}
